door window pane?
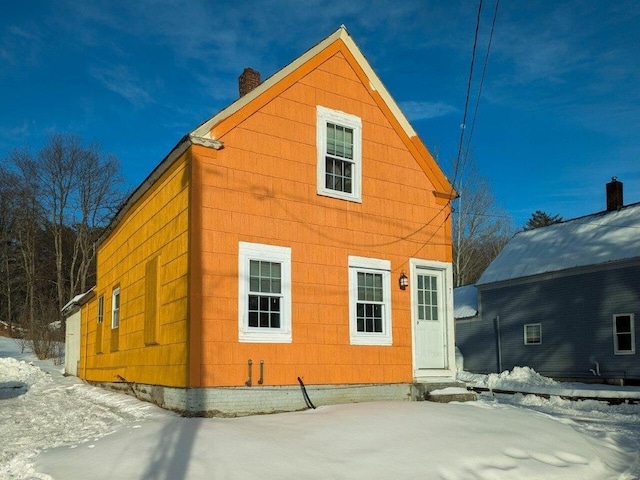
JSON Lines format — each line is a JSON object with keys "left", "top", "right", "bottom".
{"left": 417, "top": 274, "right": 438, "bottom": 321}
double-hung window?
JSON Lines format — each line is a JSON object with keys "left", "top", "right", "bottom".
{"left": 111, "top": 287, "right": 120, "bottom": 330}
{"left": 524, "top": 323, "right": 541, "bottom": 345}
{"left": 613, "top": 314, "right": 635, "bottom": 355}
{"left": 238, "top": 242, "right": 292, "bottom": 343}
{"left": 348, "top": 256, "right": 392, "bottom": 345}
{"left": 317, "top": 106, "right": 362, "bottom": 202}
{"left": 96, "top": 295, "right": 104, "bottom": 354}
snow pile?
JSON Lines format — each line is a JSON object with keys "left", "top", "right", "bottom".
{"left": 460, "top": 367, "right": 640, "bottom": 401}
{"left": 460, "top": 366, "right": 558, "bottom": 391}
{"left": 0, "top": 357, "right": 51, "bottom": 391}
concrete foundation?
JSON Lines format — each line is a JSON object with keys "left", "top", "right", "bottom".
{"left": 92, "top": 379, "right": 469, "bottom": 417}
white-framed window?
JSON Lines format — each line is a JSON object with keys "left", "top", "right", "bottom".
{"left": 238, "top": 242, "right": 292, "bottom": 343}
{"left": 316, "top": 106, "right": 362, "bottom": 202}
{"left": 613, "top": 313, "right": 635, "bottom": 355}
{"left": 96, "top": 294, "right": 104, "bottom": 354}
{"left": 348, "top": 256, "right": 392, "bottom": 345}
{"left": 524, "top": 323, "right": 541, "bottom": 345}
{"left": 111, "top": 287, "right": 120, "bottom": 330}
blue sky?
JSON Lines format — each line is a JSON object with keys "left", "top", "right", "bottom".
{"left": 2, "top": 1, "right": 639, "bottom": 227}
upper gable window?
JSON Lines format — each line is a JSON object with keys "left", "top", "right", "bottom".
{"left": 316, "top": 106, "right": 362, "bottom": 202}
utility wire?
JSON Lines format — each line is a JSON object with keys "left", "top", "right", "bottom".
{"left": 449, "top": 0, "right": 484, "bottom": 197}
{"left": 461, "top": 0, "right": 500, "bottom": 177}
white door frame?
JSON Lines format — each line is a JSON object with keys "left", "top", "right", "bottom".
{"left": 410, "top": 258, "right": 456, "bottom": 381}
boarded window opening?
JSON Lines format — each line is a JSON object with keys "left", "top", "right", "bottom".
{"left": 144, "top": 256, "right": 160, "bottom": 345}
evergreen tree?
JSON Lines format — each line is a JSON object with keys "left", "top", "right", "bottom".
{"left": 524, "top": 210, "right": 563, "bottom": 230}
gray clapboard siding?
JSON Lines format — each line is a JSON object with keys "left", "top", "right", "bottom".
{"left": 457, "top": 262, "right": 640, "bottom": 379}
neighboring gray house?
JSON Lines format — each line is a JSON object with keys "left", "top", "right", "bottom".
{"left": 456, "top": 179, "right": 640, "bottom": 384}
{"left": 454, "top": 285, "right": 478, "bottom": 321}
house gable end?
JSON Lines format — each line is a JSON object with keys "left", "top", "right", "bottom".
{"left": 191, "top": 26, "right": 454, "bottom": 201}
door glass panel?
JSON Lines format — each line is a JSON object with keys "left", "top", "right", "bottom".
{"left": 417, "top": 274, "right": 438, "bottom": 321}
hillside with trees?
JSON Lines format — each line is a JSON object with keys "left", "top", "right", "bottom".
{"left": 0, "top": 133, "right": 126, "bottom": 357}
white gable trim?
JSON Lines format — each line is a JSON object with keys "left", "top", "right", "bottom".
{"left": 190, "top": 26, "right": 417, "bottom": 142}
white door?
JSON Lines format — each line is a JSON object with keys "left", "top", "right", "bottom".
{"left": 413, "top": 267, "right": 446, "bottom": 370}
{"left": 65, "top": 311, "right": 81, "bottom": 376}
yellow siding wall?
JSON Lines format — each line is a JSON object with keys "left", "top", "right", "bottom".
{"left": 191, "top": 50, "right": 452, "bottom": 387}
{"left": 81, "top": 151, "right": 191, "bottom": 387}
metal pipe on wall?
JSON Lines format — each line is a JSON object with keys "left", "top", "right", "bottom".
{"left": 245, "top": 359, "right": 253, "bottom": 387}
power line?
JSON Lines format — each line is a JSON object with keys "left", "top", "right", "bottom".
{"left": 450, "top": 0, "right": 501, "bottom": 200}
{"left": 461, "top": 0, "right": 500, "bottom": 179}
{"left": 450, "top": 0, "right": 484, "bottom": 196}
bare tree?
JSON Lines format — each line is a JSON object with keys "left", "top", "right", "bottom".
{"left": 1, "top": 134, "right": 126, "bottom": 356}
{"left": 0, "top": 166, "right": 20, "bottom": 334}
{"left": 37, "top": 134, "right": 81, "bottom": 318}
{"left": 35, "top": 133, "right": 126, "bottom": 319}
{"left": 452, "top": 163, "right": 513, "bottom": 287}
{"left": 70, "top": 145, "right": 124, "bottom": 295}
{"left": 11, "top": 149, "right": 43, "bottom": 329}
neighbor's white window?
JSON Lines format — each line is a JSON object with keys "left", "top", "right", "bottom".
{"left": 316, "top": 106, "right": 362, "bottom": 202}
{"left": 524, "top": 323, "right": 541, "bottom": 345}
{"left": 613, "top": 314, "right": 635, "bottom": 355}
{"left": 238, "top": 242, "right": 292, "bottom": 343}
{"left": 348, "top": 256, "right": 392, "bottom": 345}
{"left": 111, "top": 287, "right": 120, "bottom": 329}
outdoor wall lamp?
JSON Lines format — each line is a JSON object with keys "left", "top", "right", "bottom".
{"left": 399, "top": 271, "right": 409, "bottom": 290}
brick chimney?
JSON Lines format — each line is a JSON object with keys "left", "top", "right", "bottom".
{"left": 238, "top": 68, "right": 261, "bottom": 97}
{"left": 606, "top": 177, "right": 623, "bottom": 211}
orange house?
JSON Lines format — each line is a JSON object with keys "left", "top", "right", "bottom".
{"left": 78, "top": 26, "right": 459, "bottom": 416}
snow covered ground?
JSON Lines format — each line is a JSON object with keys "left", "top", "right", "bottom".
{"left": 1, "top": 337, "right": 639, "bottom": 479}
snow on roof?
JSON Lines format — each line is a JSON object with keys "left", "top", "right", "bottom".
{"left": 477, "top": 203, "right": 640, "bottom": 286}
{"left": 61, "top": 287, "right": 96, "bottom": 314}
{"left": 454, "top": 284, "right": 478, "bottom": 319}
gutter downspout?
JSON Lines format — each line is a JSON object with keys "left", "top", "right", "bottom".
{"left": 494, "top": 316, "right": 502, "bottom": 373}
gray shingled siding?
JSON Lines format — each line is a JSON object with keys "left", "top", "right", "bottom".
{"left": 456, "top": 263, "right": 640, "bottom": 380}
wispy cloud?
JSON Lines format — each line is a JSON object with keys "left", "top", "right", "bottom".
{"left": 0, "top": 121, "right": 30, "bottom": 139}
{"left": 89, "top": 64, "right": 153, "bottom": 108}
{"left": 0, "top": 23, "right": 43, "bottom": 73}
{"left": 399, "top": 101, "right": 457, "bottom": 121}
